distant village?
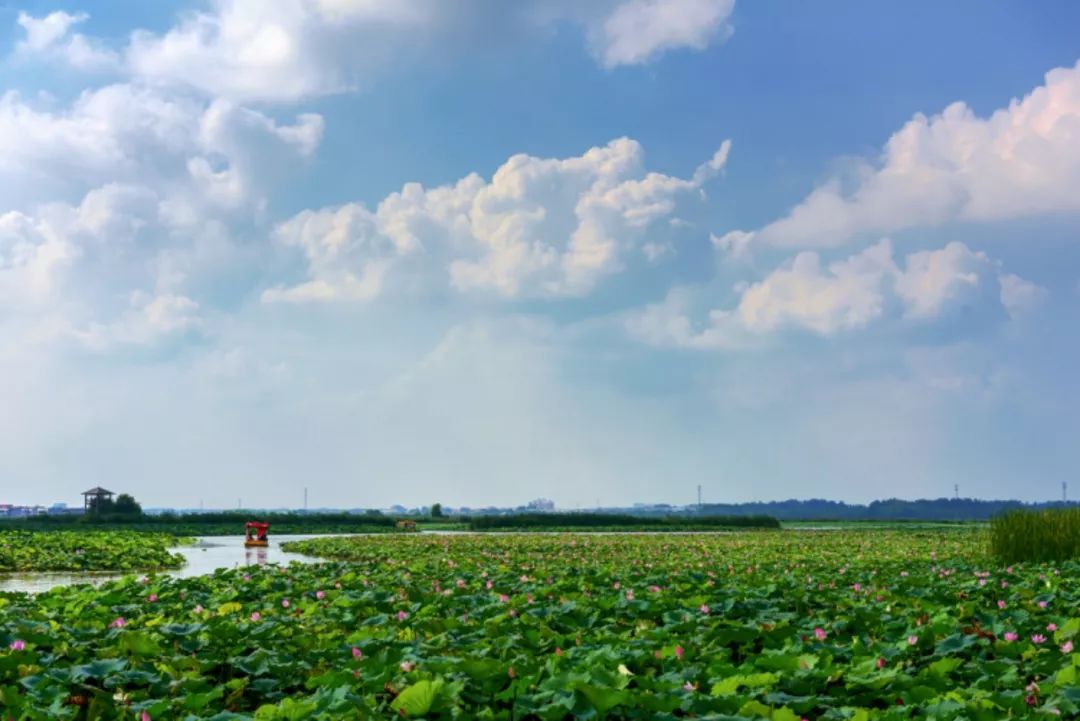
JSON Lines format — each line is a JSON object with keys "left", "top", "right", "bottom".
{"left": 0, "top": 502, "right": 79, "bottom": 518}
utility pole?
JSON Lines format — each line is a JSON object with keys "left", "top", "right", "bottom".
{"left": 1064, "top": 481, "right": 1068, "bottom": 503}
{"left": 304, "top": 487, "right": 308, "bottom": 512}
{"left": 954, "top": 484, "right": 959, "bottom": 500}
{"left": 697, "top": 484, "right": 702, "bottom": 509}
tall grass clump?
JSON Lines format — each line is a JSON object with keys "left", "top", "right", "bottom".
{"left": 990, "top": 507, "right": 1080, "bottom": 562}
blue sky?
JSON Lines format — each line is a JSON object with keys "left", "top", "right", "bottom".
{"left": 1, "top": 1, "right": 1078, "bottom": 509}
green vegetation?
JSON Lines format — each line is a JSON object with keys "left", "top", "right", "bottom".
{"left": 0, "top": 531, "right": 183, "bottom": 572}
{"left": 0, "top": 511, "right": 403, "bottom": 536}
{"left": 466, "top": 512, "right": 780, "bottom": 530}
{"left": 2, "top": 529, "right": 1076, "bottom": 718}
{"left": 991, "top": 507, "right": 1080, "bottom": 562}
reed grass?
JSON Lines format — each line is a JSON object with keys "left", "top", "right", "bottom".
{"left": 990, "top": 506, "right": 1080, "bottom": 562}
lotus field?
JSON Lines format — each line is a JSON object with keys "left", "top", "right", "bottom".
{"left": 0, "top": 530, "right": 1078, "bottom": 719}
{"left": 0, "top": 531, "right": 184, "bottom": 572}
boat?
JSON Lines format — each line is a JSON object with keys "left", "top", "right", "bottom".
{"left": 244, "top": 521, "right": 270, "bottom": 547}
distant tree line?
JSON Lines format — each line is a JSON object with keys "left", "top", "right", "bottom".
{"left": 468, "top": 513, "right": 780, "bottom": 530}
{"left": 687, "top": 498, "right": 1075, "bottom": 522}
{"left": 5, "top": 510, "right": 398, "bottom": 530}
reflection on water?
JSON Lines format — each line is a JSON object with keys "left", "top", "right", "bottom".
{"left": 0, "top": 534, "right": 332, "bottom": 594}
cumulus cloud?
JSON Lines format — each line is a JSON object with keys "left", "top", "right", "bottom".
{"left": 70, "top": 290, "right": 203, "bottom": 351}
{"left": 998, "top": 272, "right": 1048, "bottom": 319}
{"left": 893, "top": 242, "right": 990, "bottom": 319}
{"left": 738, "top": 240, "right": 897, "bottom": 334}
{"left": 596, "top": 0, "right": 735, "bottom": 68}
{"left": 31, "top": 0, "right": 737, "bottom": 103}
{"left": 629, "top": 239, "right": 1027, "bottom": 348}
{"left": 0, "top": 84, "right": 321, "bottom": 211}
{"left": 15, "top": 11, "right": 119, "bottom": 71}
{"left": 721, "top": 59, "right": 1080, "bottom": 250}
{"left": 265, "top": 137, "right": 730, "bottom": 302}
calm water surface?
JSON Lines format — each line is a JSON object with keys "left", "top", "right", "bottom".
{"left": 0, "top": 535, "right": 333, "bottom": 594}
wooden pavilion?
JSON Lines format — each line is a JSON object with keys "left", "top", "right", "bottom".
{"left": 82, "top": 487, "right": 115, "bottom": 513}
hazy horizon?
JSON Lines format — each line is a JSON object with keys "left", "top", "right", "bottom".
{"left": 2, "top": 1, "right": 1079, "bottom": 509}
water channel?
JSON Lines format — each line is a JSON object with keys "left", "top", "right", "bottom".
{"left": 0, "top": 535, "right": 331, "bottom": 594}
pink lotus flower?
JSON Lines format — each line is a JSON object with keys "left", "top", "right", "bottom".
{"left": 1047, "top": 623, "right": 1057, "bottom": 632}
{"left": 193, "top": 604, "right": 204, "bottom": 614}
{"left": 399, "top": 661, "right": 415, "bottom": 672}
{"left": 141, "top": 711, "right": 151, "bottom": 721}
{"left": 613, "top": 582, "right": 621, "bottom": 590}
{"left": 147, "top": 594, "right": 158, "bottom": 603}
{"left": 907, "top": 635, "right": 918, "bottom": 645}
{"left": 852, "top": 583, "right": 861, "bottom": 592}
{"left": 499, "top": 594, "right": 510, "bottom": 603}
{"left": 1038, "top": 600, "right": 1048, "bottom": 609}
{"left": 700, "top": 604, "right": 710, "bottom": 615}
{"left": 1032, "top": 634, "right": 1047, "bottom": 644}
{"left": 316, "top": 590, "right": 325, "bottom": 600}
{"left": 250, "top": 612, "right": 261, "bottom": 622}
{"left": 682, "top": 681, "right": 696, "bottom": 692}
{"left": 485, "top": 580, "right": 493, "bottom": 590}
{"left": 674, "top": 645, "right": 684, "bottom": 660}
{"left": 456, "top": 579, "right": 466, "bottom": 588}
{"left": 9, "top": 639, "right": 25, "bottom": 651}
{"left": 1003, "top": 632, "right": 1018, "bottom": 642}
{"left": 648, "top": 585, "right": 661, "bottom": 593}
{"left": 397, "top": 610, "right": 408, "bottom": 621}
{"left": 814, "top": 627, "right": 827, "bottom": 641}
{"left": 876, "top": 657, "right": 886, "bottom": 669}
{"left": 352, "top": 647, "right": 362, "bottom": 660}
{"left": 243, "top": 575, "right": 250, "bottom": 582}
{"left": 625, "top": 590, "right": 634, "bottom": 601}
{"left": 1061, "top": 641, "right": 1074, "bottom": 654}
{"left": 110, "top": 617, "right": 126, "bottom": 629}
{"left": 997, "top": 600, "right": 1006, "bottom": 609}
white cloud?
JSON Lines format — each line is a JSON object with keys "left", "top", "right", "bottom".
{"left": 723, "top": 59, "right": 1080, "bottom": 249}
{"left": 630, "top": 239, "right": 1024, "bottom": 348}
{"left": 625, "top": 287, "right": 748, "bottom": 349}
{"left": 16, "top": 11, "right": 119, "bottom": 71}
{"left": 10, "top": 2, "right": 740, "bottom": 112}
{"left": 999, "top": 272, "right": 1047, "bottom": 319}
{"left": 737, "top": 240, "right": 897, "bottom": 334}
{"left": 17, "top": 11, "right": 85, "bottom": 51}
{"left": 263, "top": 203, "right": 401, "bottom": 303}
{"left": 596, "top": 0, "right": 735, "bottom": 68}
{"left": 70, "top": 290, "right": 203, "bottom": 351}
{"left": 893, "top": 242, "right": 989, "bottom": 319}
{"left": 124, "top": 0, "right": 443, "bottom": 102}
{"left": 0, "top": 84, "right": 321, "bottom": 211}
{"left": 0, "top": 208, "right": 77, "bottom": 307}
{"left": 266, "top": 137, "right": 729, "bottom": 302}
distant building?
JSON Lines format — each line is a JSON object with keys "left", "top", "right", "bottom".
{"left": 1, "top": 504, "right": 47, "bottom": 517}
